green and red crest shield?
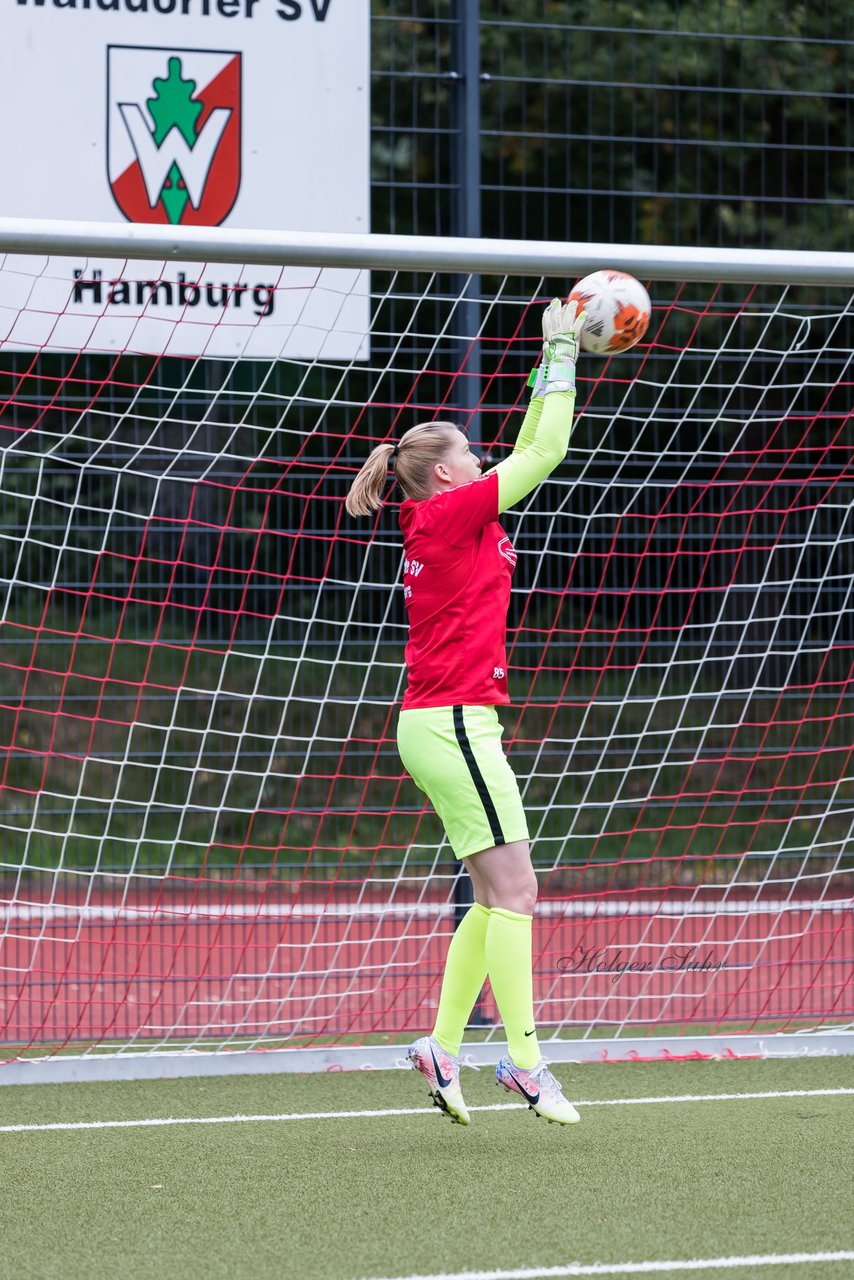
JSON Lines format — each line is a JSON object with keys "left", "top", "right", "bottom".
{"left": 107, "top": 46, "right": 241, "bottom": 226}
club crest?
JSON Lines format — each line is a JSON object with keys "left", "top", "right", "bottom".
{"left": 107, "top": 45, "right": 241, "bottom": 226}
{"left": 497, "top": 536, "right": 517, "bottom": 566}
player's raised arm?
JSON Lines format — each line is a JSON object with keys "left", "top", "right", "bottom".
{"left": 494, "top": 298, "right": 585, "bottom": 514}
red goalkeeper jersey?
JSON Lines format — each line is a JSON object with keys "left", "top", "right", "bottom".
{"left": 398, "top": 469, "right": 517, "bottom": 710}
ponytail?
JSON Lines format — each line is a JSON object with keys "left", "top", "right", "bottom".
{"left": 345, "top": 421, "right": 460, "bottom": 517}
{"left": 345, "top": 441, "right": 396, "bottom": 517}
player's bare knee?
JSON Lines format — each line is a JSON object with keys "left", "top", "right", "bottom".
{"left": 518, "top": 879, "right": 538, "bottom": 916}
{"left": 496, "top": 876, "right": 537, "bottom": 916}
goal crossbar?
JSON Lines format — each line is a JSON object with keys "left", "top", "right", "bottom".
{"left": 3, "top": 217, "right": 854, "bottom": 284}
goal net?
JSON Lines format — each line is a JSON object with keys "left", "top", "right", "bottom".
{"left": 1, "top": 226, "right": 852, "bottom": 1081}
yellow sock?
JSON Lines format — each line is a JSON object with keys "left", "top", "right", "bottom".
{"left": 485, "top": 907, "right": 540, "bottom": 1069}
{"left": 432, "top": 901, "right": 490, "bottom": 1057}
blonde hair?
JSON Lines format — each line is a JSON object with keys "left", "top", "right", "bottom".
{"left": 345, "top": 420, "right": 461, "bottom": 517}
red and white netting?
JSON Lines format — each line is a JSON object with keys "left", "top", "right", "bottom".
{"left": 0, "top": 240, "right": 851, "bottom": 1072}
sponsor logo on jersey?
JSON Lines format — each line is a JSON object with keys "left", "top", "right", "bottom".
{"left": 497, "top": 536, "right": 517, "bottom": 566}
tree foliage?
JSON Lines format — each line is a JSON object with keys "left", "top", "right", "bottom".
{"left": 372, "top": 0, "right": 853, "bottom": 248}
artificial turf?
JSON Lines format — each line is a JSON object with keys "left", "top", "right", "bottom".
{"left": 2, "top": 1057, "right": 853, "bottom": 1280}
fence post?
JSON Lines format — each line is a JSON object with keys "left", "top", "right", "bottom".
{"left": 450, "top": 0, "right": 489, "bottom": 1027}
{"left": 450, "top": 0, "right": 482, "bottom": 446}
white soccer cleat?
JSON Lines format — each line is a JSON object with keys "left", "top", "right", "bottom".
{"left": 407, "top": 1035, "right": 471, "bottom": 1126}
{"left": 495, "top": 1056, "right": 581, "bottom": 1125}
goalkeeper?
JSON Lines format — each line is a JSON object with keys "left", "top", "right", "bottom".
{"left": 346, "top": 300, "right": 586, "bottom": 1127}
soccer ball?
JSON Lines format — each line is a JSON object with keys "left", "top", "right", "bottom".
{"left": 568, "top": 269, "right": 651, "bottom": 355}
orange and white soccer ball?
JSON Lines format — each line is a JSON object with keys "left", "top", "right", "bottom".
{"left": 568, "top": 269, "right": 651, "bottom": 355}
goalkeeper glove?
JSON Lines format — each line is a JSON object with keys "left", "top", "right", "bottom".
{"left": 527, "top": 298, "right": 586, "bottom": 396}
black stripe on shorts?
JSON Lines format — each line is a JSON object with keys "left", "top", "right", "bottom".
{"left": 452, "top": 705, "right": 506, "bottom": 848}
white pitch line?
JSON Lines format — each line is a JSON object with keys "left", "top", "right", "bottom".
{"left": 1, "top": 1087, "right": 852, "bottom": 1134}
{"left": 576, "top": 1088, "right": 854, "bottom": 1107}
{"left": 0, "top": 1105, "right": 463, "bottom": 1133}
{"left": 354, "top": 1253, "right": 854, "bottom": 1280}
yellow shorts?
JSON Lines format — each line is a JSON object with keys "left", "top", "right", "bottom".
{"left": 396, "top": 704, "right": 529, "bottom": 860}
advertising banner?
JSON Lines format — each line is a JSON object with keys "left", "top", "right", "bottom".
{"left": 0, "top": 2, "right": 370, "bottom": 358}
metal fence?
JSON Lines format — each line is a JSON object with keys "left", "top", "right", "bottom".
{"left": 372, "top": 0, "right": 854, "bottom": 249}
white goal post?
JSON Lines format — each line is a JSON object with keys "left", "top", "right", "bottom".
{"left": 0, "top": 218, "right": 852, "bottom": 1084}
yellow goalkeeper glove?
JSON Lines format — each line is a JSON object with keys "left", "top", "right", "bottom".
{"left": 528, "top": 298, "right": 586, "bottom": 396}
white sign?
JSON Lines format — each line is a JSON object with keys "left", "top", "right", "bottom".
{"left": 0, "top": 3, "right": 370, "bottom": 358}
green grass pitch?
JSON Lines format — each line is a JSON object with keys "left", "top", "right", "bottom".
{"left": 2, "top": 1057, "right": 853, "bottom": 1279}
